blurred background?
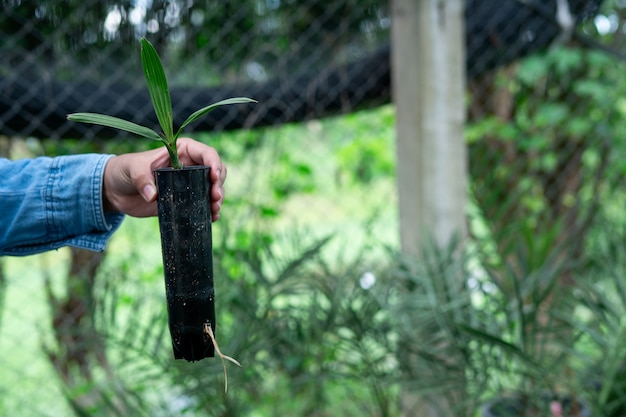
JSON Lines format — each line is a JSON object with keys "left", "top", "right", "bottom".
{"left": 2, "top": 0, "right": 626, "bottom": 416}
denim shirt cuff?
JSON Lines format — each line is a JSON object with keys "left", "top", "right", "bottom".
{"left": 47, "top": 154, "right": 125, "bottom": 252}
{"left": 0, "top": 154, "right": 125, "bottom": 256}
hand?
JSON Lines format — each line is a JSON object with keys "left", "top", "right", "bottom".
{"left": 102, "top": 138, "right": 227, "bottom": 220}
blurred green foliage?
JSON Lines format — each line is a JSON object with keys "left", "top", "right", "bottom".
{"left": 6, "top": 35, "right": 626, "bottom": 413}
{"left": 5, "top": 1, "right": 626, "bottom": 414}
{"left": 335, "top": 108, "right": 395, "bottom": 185}
{"left": 468, "top": 43, "right": 626, "bottom": 275}
{"left": 1, "top": 105, "right": 399, "bottom": 417}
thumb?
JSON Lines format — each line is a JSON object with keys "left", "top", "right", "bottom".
{"left": 141, "top": 182, "right": 157, "bottom": 202}
{"left": 132, "top": 169, "right": 157, "bottom": 202}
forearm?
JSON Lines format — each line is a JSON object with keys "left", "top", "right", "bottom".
{"left": 0, "top": 155, "right": 124, "bottom": 256}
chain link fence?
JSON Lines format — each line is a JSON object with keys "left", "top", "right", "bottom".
{"left": 2, "top": 0, "right": 626, "bottom": 415}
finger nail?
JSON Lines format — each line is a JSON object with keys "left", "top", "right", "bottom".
{"left": 143, "top": 184, "right": 157, "bottom": 201}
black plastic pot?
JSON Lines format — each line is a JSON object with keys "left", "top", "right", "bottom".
{"left": 155, "top": 166, "right": 215, "bottom": 361}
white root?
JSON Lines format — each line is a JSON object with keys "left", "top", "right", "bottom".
{"left": 203, "top": 323, "right": 241, "bottom": 393}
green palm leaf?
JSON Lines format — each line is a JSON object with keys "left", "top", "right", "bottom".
{"left": 175, "top": 97, "right": 257, "bottom": 139}
{"left": 67, "top": 37, "right": 256, "bottom": 169}
{"left": 66, "top": 113, "right": 163, "bottom": 142}
{"left": 141, "top": 38, "right": 174, "bottom": 142}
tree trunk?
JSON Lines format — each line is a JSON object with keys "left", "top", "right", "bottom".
{"left": 392, "top": 0, "right": 467, "bottom": 254}
{"left": 391, "top": 0, "right": 467, "bottom": 415}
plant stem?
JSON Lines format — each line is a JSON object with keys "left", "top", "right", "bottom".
{"left": 165, "top": 142, "right": 183, "bottom": 169}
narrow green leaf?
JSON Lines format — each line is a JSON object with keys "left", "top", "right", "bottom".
{"left": 175, "top": 97, "right": 257, "bottom": 139}
{"left": 141, "top": 38, "right": 174, "bottom": 142}
{"left": 458, "top": 324, "right": 540, "bottom": 367}
{"left": 67, "top": 113, "right": 163, "bottom": 141}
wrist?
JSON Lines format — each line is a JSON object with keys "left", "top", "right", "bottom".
{"left": 102, "top": 156, "right": 119, "bottom": 212}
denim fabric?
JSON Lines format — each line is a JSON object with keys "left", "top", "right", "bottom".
{"left": 0, "top": 154, "right": 125, "bottom": 256}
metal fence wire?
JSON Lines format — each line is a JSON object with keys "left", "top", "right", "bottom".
{"left": 2, "top": 1, "right": 606, "bottom": 140}
{"left": 1, "top": 0, "right": 391, "bottom": 139}
{"left": 2, "top": 0, "right": 626, "bottom": 416}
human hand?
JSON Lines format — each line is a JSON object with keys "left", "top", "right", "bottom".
{"left": 102, "top": 138, "right": 226, "bottom": 220}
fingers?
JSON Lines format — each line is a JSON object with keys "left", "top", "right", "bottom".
{"left": 103, "top": 153, "right": 159, "bottom": 217}
{"left": 131, "top": 150, "right": 164, "bottom": 202}
{"left": 211, "top": 165, "right": 226, "bottom": 203}
{"left": 210, "top": 157, "right": 226, "bottom": 222}
{"left": 107, "top": 138, "right": 226, "bottom": 220}
{"left": 211, "top": 183, "right": 223, "bottom": 222}
{"left": 176, "top": 138, "right": 227, "bottom": 222}
{"left": 133, "top": 176, "right": 157, "bottom": 204}
{"left": 176, "top": 137, "right": 222, "bottom": 170}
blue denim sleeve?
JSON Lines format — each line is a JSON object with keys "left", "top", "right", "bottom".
{"left": 0, "top": 154, "right": 125, "bottom": 256}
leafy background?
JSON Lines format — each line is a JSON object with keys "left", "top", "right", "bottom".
{"left": 3, "top": 0, "right": 626, "bottom": 416}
